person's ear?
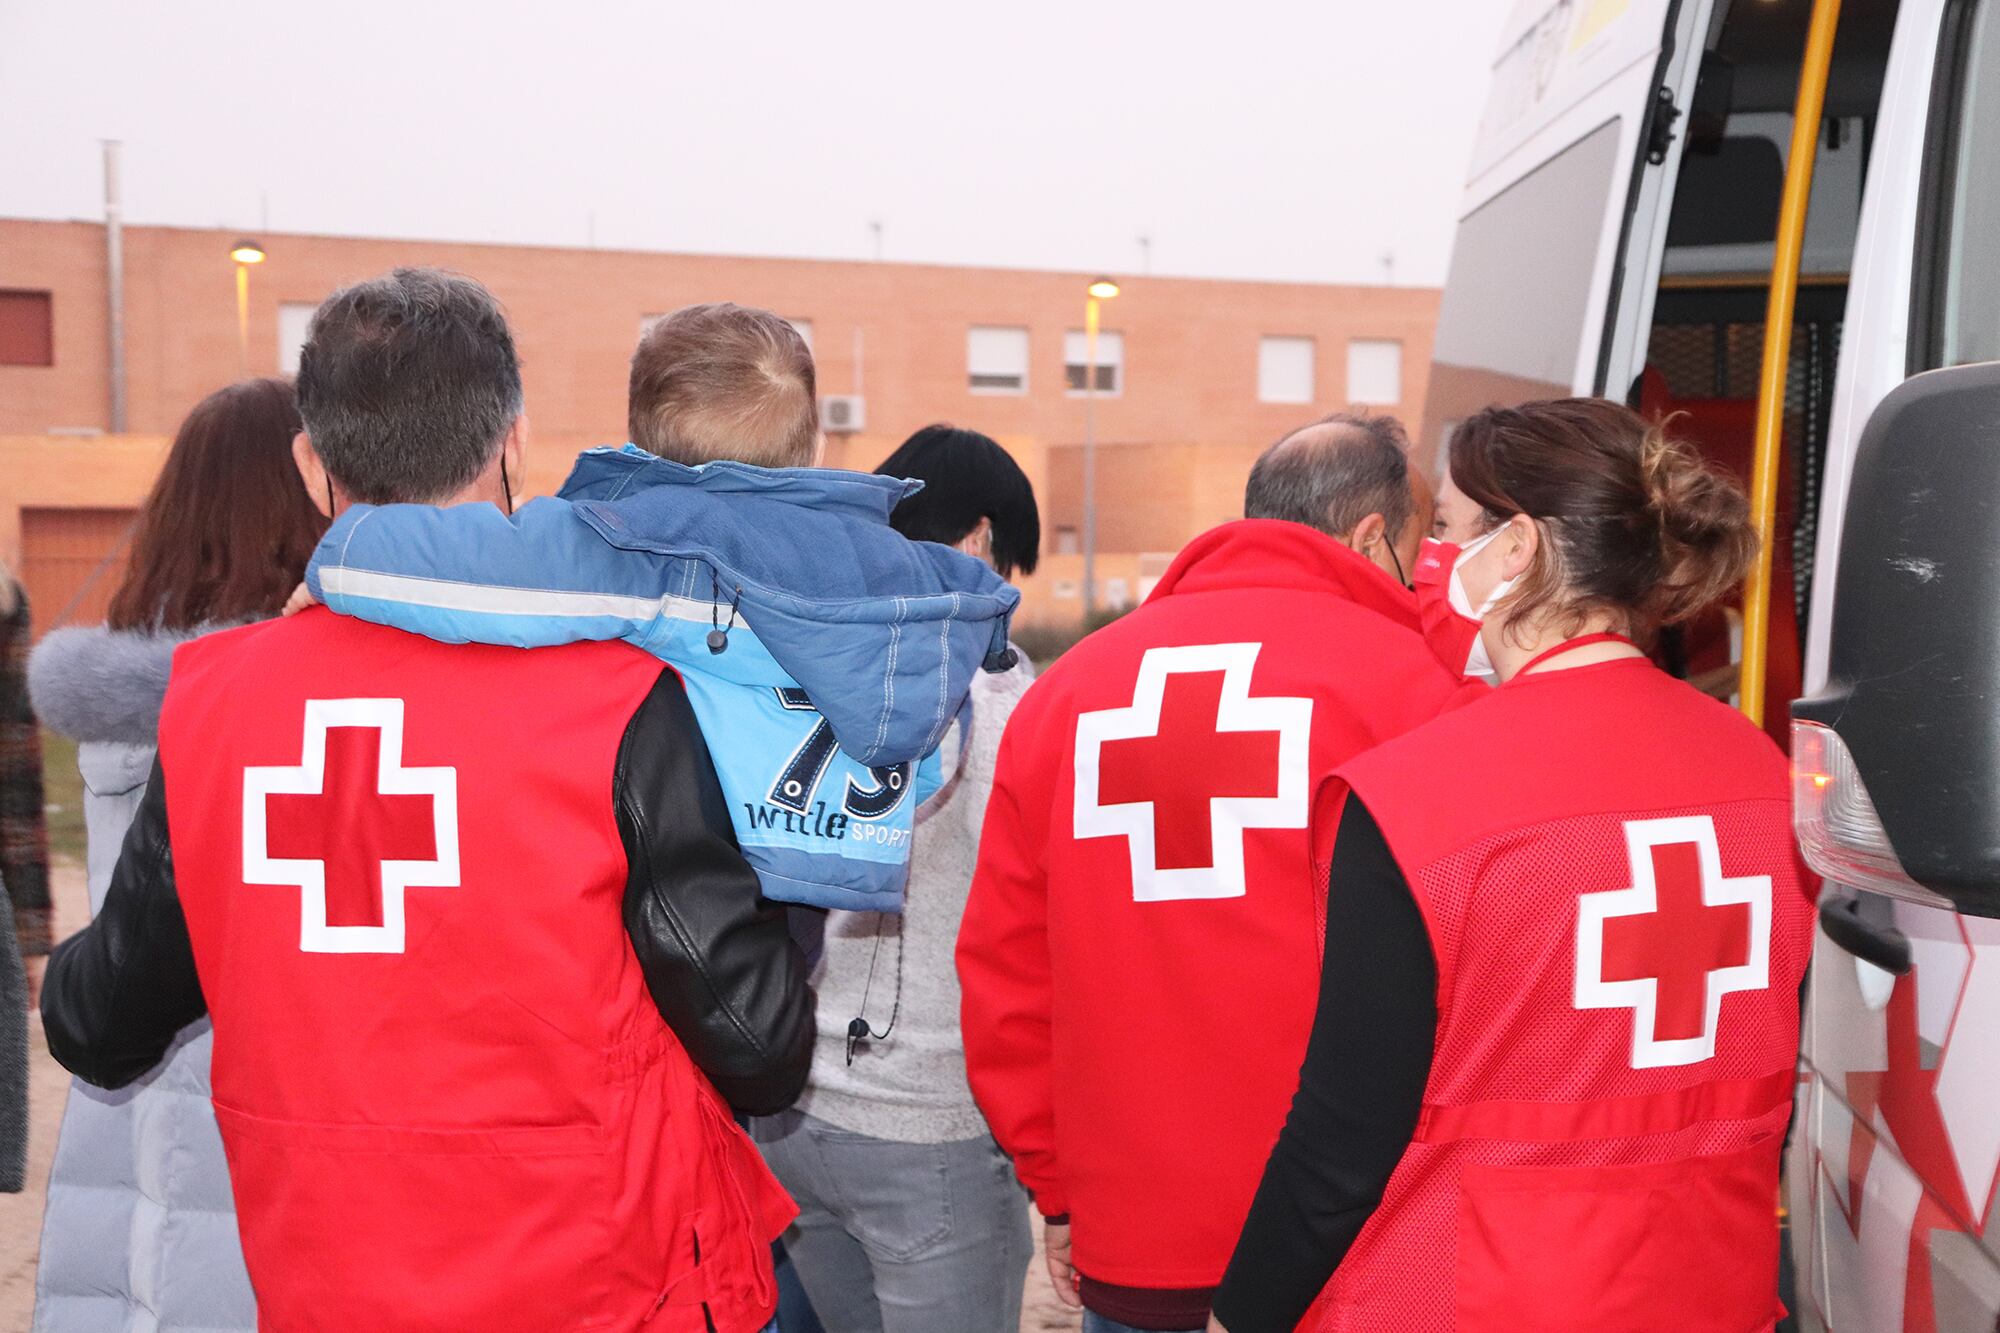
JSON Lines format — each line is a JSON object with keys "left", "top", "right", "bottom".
{"left": 1500, "top": 513, "right": 1539, "bottom": 580}
{"left": 293, "top": 433, "right": 333, "bottom": 519}
{"left": 957, "top": 516, "right": 995, "bottom": 563}
{"left": 1347, "top": 512, "right": 1388, "bottom": 557}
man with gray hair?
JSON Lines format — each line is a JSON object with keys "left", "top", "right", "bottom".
{"left": 44, "top": 268, "right": 811, "bottom": 1332}
{"left": 1244, "top": 411, "right": 1433, "bottom": 586}
{"left": 958, "top": 410, "right": 1464, "bottom": 1333}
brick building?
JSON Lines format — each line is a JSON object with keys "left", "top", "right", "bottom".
{"left": 0, "top": 217, "right": 1438, "bottom": 635}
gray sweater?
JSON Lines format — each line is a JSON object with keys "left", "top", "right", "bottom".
{"left": 792, "top": 655, "right": 1034, "bottom": 1143}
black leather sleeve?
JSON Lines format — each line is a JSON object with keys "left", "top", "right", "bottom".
{"left": 41, "top": 756, "right": 208, "bottom": 1090}
{"left": 616, "top": 670, "right": 815, "bottom": 1115}
{"left": 1210, "top": 797, "right": 1438, "bottom": 1333}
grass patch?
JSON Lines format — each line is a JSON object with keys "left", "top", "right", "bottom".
{"left": 40, "top": 728, "right": 86, "bottom": 865}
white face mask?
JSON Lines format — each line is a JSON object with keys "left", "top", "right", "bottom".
{"left": 1447, "top": 525, "right": 1520, "bottom": 682}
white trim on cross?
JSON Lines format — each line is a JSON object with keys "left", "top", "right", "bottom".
{"left": 1574, "top": 814, "right": 1773, "bottom": 1069}
{"left": 242, "top": 697, "right": 460, "bottom": 954}
{"left": 1073, "top": 642, "right": 1313, "bottom": 903}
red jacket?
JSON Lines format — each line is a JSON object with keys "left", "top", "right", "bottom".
{"left": 1314, "top": 658, "right": 1816, "bottom": 1331}
{"left": 154, "top": 614, "right": 794, "bottom": 1333}
{"left": 957, "top": 520, "right": 1467, "bottom": 1290}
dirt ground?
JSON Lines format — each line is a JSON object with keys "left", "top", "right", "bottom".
{"left": 1, "top": 859, "right": 1081, "bottom": 1333}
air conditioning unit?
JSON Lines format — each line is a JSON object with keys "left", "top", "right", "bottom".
{"left": 821, "top": 395, "right": 866, "bottom": 434}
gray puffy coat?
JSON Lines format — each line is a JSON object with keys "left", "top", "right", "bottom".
{"left": 27, "top": 625, "right": 255, "bottom": 1332}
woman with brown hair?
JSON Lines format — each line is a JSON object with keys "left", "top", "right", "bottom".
{"left": 1210, "top": 399, "right": 1818, "bottom": 1333}
{"left": 27, "top": 377, "right": 325, "bottom": 1333}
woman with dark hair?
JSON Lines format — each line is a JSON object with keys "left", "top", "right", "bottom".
{"left": 1210, "top": 400, "right": 1817, "bottom": 1333}
{"left": 28, "top": 377, "right": 326, "bottom": 1333}
{"left": 753, "top": 424, "right": 1039, "bottom": 1333}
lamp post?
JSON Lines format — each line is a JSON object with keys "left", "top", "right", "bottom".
{"left": 1082, "top": 275, "right": 1119, "bottom": 619}
{"left": 230, "top": 238, "right": 266, "bottom": 373}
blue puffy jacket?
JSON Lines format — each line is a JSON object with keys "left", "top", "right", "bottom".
{"left": 305, "top": 446, "right": 1020, "bottom": 913}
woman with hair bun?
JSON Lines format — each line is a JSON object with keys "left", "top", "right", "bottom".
{"left": 1209, "top": 399, "right": 1817, "bottom": 1333}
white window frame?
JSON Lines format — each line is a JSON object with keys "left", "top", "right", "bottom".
{"left": 1346, "top": 338, "right": 1404, "bottom": 406}
{"left": 968, "top": 325, "right": 1031, "bottom": 395}
{"left": 278, "top": 301, "right": 319, "bottom": 376}
{"left": 1064, "top": 329, "right": 1125, "bottom": 397}
{"left": 1258, "top": 336, "right": 1317, "bottom": 405}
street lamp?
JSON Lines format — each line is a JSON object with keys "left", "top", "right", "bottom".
{"left": 231, "top": 238, "right": 266, "bottom": 373}
{"left": 1081, "top": 275, "right": 1119, "bottom": 619}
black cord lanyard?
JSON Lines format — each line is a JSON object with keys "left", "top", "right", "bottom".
{"left": 846, "top": 914, "right": 905, "bottom": 1064}
{"left": 844, "top": 695, "right": 979, "bottom": 1063}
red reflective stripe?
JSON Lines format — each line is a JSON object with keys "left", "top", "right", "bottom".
{"left": 1414, "top": 1070, "right": 1794, "bottom": 1144}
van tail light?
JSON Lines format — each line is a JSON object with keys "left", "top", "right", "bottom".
{"left": 1792, "top": 720, "right": 1951, "bottom": 907}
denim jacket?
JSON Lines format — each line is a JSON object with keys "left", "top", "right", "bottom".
{"left": 305, "top": 445, "right": 1020, "bottom": 912}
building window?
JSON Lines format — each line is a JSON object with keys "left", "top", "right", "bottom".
{"left": 1064, "top": 329, "right": 1124, "bottom": 395}
{"left": 1258, "top": 336, "right": 1316, "bottom": 404}
{"left": 968, "top": 326, "right": 1030, "bottom": 394}
{"left": 788, "top": 319, "right": 814, "bottom": 353}
{"left": 278, "top": 302, "right": 318, "bottom": 376}
{"left": 1346, "top": 338, "right": 1404, "bottom": 405}
{"left": 1054, "top": 526, "right": 1081, "bottom": 555}
{"left": 0, "top": 290, "right": 54, "bottom": 367}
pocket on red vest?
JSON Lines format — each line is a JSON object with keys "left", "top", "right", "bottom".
{"left": 1454, "top": 1136, "right": 1783, "bottom": 1332}
{"left": 643, "top": 1207, "right": 758, "bottom": 1333}
{"left": 213, "top": 1100, "right": 614, "bottom": 1331}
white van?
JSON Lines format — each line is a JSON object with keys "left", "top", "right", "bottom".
{"left": 1426, "top": 1, "right": 2000, "bottom": 1327}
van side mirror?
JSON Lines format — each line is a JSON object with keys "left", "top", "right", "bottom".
{"left": 1793, "top": 360, "right": 2000, "bottom": 917}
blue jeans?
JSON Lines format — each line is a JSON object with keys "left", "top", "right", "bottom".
{"left": 774, "top": 1239, "right": 824, "bottom": 1333}
{"left": 752, "top": 1109, "right": 1033, "bottom": 1333}
{"left": 1082, "top": 1314, "right": 1203, "bottom": 1333}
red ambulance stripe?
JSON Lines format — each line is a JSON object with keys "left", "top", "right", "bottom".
{"left": 1413, "top": 1070, "right": 1794, "bottom": 1145}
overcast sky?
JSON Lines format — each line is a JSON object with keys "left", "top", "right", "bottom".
{"left": 1, "top": 0, "right": 1506, "bottom": 286}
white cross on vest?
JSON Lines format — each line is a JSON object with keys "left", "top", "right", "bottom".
{"left": 1574, "top": 815, "right": 1773, "bottom": 1069}
{"left": 243, "top": 698, "right": 459, "bottom": 954}
{"left": 1073, "top": 642, "right": 1313, "bottom": 902}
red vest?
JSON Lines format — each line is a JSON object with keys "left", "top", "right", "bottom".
{"left": 1313, "top": 658, "right": 1816, "bottom": 1332}
{"left": 156, "top": 611, "right": 792, "bottom": 1333}
{"left": 959, "top": 521, "right": 1468, "bottom": 1289}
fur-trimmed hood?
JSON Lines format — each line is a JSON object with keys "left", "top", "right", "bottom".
{"left": 28, "top": 624, "right": 227, "bottom": 745}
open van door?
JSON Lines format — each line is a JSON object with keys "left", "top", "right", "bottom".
{"left": 1418, "top": 0, "right": 1717, "bottom": 465}
{"left": 1431, "top": 0, "right": 1904, "bottom": 735}
{"left": 1785, "top": 0, "right": 2000, "bottom": 1327}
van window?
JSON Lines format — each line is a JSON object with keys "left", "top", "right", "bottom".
{"left": 1419, "top": 119, "right": 1624, "bottom": 460}
{"left": 1936, "top": 0, "right": 2000, "bottom": 367}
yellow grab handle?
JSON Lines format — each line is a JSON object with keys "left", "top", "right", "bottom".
{"left": 1741, "top": 0, "right": 1842, "bottom": 728}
